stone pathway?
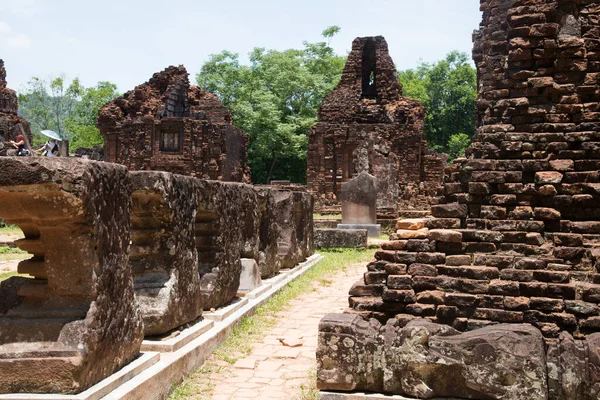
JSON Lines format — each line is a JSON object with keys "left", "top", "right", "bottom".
{"left": 190, "top": 262, "right": 366, "bottom": 400}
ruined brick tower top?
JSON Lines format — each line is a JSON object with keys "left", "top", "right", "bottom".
{"left": 0, "top": 60, "right": 6, "bottom": 88}
{"left": 0, "top": 59, "right": 18, "bottom": 114}
{"left": 318, "top": 36, "right": 412, "bottom": 124}
{"left": 307, "top": 36, "right": 446, "bottom": 214}
{"left": 98, "top": 65, "right": 251, "bottom": 182}
{"left": 98, "top": 65, "right": 234, "bottom": 127}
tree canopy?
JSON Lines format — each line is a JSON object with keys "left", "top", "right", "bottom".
{"left": 197, "top": 26, "right": 346, "bottom": 184}
{"left": 18, "top": 78, "right": 119, "bottom": 149}
{"left": 398, "top": 51, "right": 477, "bottom": 158}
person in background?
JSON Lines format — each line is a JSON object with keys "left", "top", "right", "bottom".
{"left": 10, "top": 135, "right": 30, "bottom": 156}
{"left": 37, "top": 139, "right": 60, "bottom": 157}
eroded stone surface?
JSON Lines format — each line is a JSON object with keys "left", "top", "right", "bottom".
{"left": 0, "top": 157, "right": 144, "bottom": 394}
{"left": 315, "top": 229, "right": 368, "bottom": 249}
{"left": 318, "top": 315, "right": 550, "bottom": 399}
{"left": 129, "top": 171, "right": 202, "bottom": 336}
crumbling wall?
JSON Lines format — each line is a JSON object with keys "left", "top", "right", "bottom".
{"left": 0, "top": 60, "right": 33, "bottom": 156}
{"left": 307, "top": 37, "right": 446, "bottom": 215}
{"left": 342, "top": 0, "right": 600, "bottom": 340}
{"left": 98, "top": 66, "right": 251, "bottom": 182}
{"left": 318, "top": 1, "right": 600, "bottom": 398}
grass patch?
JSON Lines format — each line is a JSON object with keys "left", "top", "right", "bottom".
{"left": 169, "top": 248, "right": 374, "bottom": 399}
{"left": 0, "top": 225, "right": 23, "bottom": 237}
{"left": 297, "top": 368, "right": 319, "bottom": 400}
{"left": 0, "top": 271, "right": 19, "bottom": 282}
{"left": 0, "top": 246, "right": 26, "bottom": 255}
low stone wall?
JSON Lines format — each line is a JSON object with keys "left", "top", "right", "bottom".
{"left": 315, "top": 229, "right": 368, "bottom": 249}
{"left": 0, "top": 157, "right": 314, "bottom": 395}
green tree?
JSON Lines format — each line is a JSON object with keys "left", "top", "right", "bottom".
{"left": 398, "top": 51, "right": 476, "bottom": 152}
{"left": 18, "top": 76, "right": 83, "bottom": 146}
{"left": 197, "top": 26, "right": 346, "bottom": 184}
{"left": 447, "top": 133, "right": 471, "bottom": 160}
{"left": 66, "top": 82, "right": 119, "bottom": 149}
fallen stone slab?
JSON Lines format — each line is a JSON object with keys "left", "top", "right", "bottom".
{"left": 0, "top": 157, "right": 144, "bottom": 394}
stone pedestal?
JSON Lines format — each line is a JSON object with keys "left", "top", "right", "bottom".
{"left": 337, "top": 224, "right": 381, "bottom": 238}
{"left": 0, "top": 158, "right": 144, "bottom": 394}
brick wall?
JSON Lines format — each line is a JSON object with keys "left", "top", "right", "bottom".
{"left": 98, "top": 66, "right": 251, "bottom": 182}
{"left": 307, "top": 37, "right": 446, "bottom": 214}
{"left": 347, "top": 0, "right": 600, "bottom": 340}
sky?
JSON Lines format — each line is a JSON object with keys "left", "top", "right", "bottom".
{"left": 0, "top": 0, "right": 482, "bottom": 93}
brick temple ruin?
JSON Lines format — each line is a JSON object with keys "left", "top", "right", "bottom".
{"left": 307, "top": 37, "right": 447, "bottom": 216}
{"left": 0, "top": 156, "right": 313, "bottom": 394}
{"left": 0, "top": 60, "right": 33, "bottom": 156}
{"left": 318, "top": 1, "right": 600, "bottom": 399}
{"left": 98, "top": 66, "right": 251, "bottom": 182}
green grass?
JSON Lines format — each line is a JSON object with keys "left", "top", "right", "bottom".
{"left": 0, "top": 246, "right": 26, "bottom": 255}
{"left": 0, "top": 271, "right": 19, "bottom": 282}
{"left": 0, "top": 225, "right": 23, "bottom": 236}
{"left": 298, "top": 369, "right": 319, "bottom": 400}
{"left": 169, "top": 248, "right": 375, "bottom": 399}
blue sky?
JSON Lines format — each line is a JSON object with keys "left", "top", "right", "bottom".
{"left": 0, "top": 0, "right": 482, "bottom": 93}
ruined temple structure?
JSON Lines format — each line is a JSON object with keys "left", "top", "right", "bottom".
{"left": 0, "top": 59, "right": 33, "bottom": 156}
{"left": 307, "top": 37, "right": 447, "bottom": 216}
{"left": 318, "top": 1, "right": 600, "bottom": 399}
{"left": 98, "top": 66, "right": 251, "bottom": 182}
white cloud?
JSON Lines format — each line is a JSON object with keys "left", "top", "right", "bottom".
{"left": 0, "top": 21, "right": 10, "bottom": 33}
{"left": 7, "top": 33, "right": 31, "bottom": 49}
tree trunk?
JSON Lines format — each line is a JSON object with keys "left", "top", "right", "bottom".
{"left": 266, "top": 157, "right": 277, "bottom": 184}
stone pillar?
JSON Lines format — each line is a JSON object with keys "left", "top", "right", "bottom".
{"left": 0, "top": 158, "right": 143, "bottom": 394}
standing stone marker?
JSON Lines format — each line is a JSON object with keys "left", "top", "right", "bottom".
{"left": 338, "top": 172, "right": 381, "bottom": 237}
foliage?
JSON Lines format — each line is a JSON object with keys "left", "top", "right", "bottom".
{"left": 18, "top": 76, "right": 83, "bottom": 146}
{"left": 66, "top": 82, "right": 119, "bottom": 149}
{"left": 447, "top": 132, "right": 471, "bottom": 160}
{"left": 18, "top": 78, "right": 118, "bottom": 150}
{"left": 197, "top": 27, "right": 346, "bottom": 184}
{"left": 398, "top": 51, "right": 476, "bottom": 152}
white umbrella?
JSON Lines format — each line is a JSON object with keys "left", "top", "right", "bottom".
{"left": 39, "top": 130, "right": 62, "bottom": 141}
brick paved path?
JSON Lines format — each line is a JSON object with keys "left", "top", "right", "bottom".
{"left": 197, "top": 262, "right": 365, "bottom": 400}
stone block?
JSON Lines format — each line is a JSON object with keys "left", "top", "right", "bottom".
{"left": 314, "top": 228, "right": 367, "bottom": 249}
{"left": 317, "top": 316, "right": 548, "bottom": 399}
{"left": 428, "top": 229, "right": 463, "bottom": 243}
{"left": 238, "top": 258, "right": 262, "bottom": 293}
{"left": 129, "top": 171, "right": 202, "bottom": 336}
{"left": 0, "top": 158, "right": 144, "bottom": 394}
